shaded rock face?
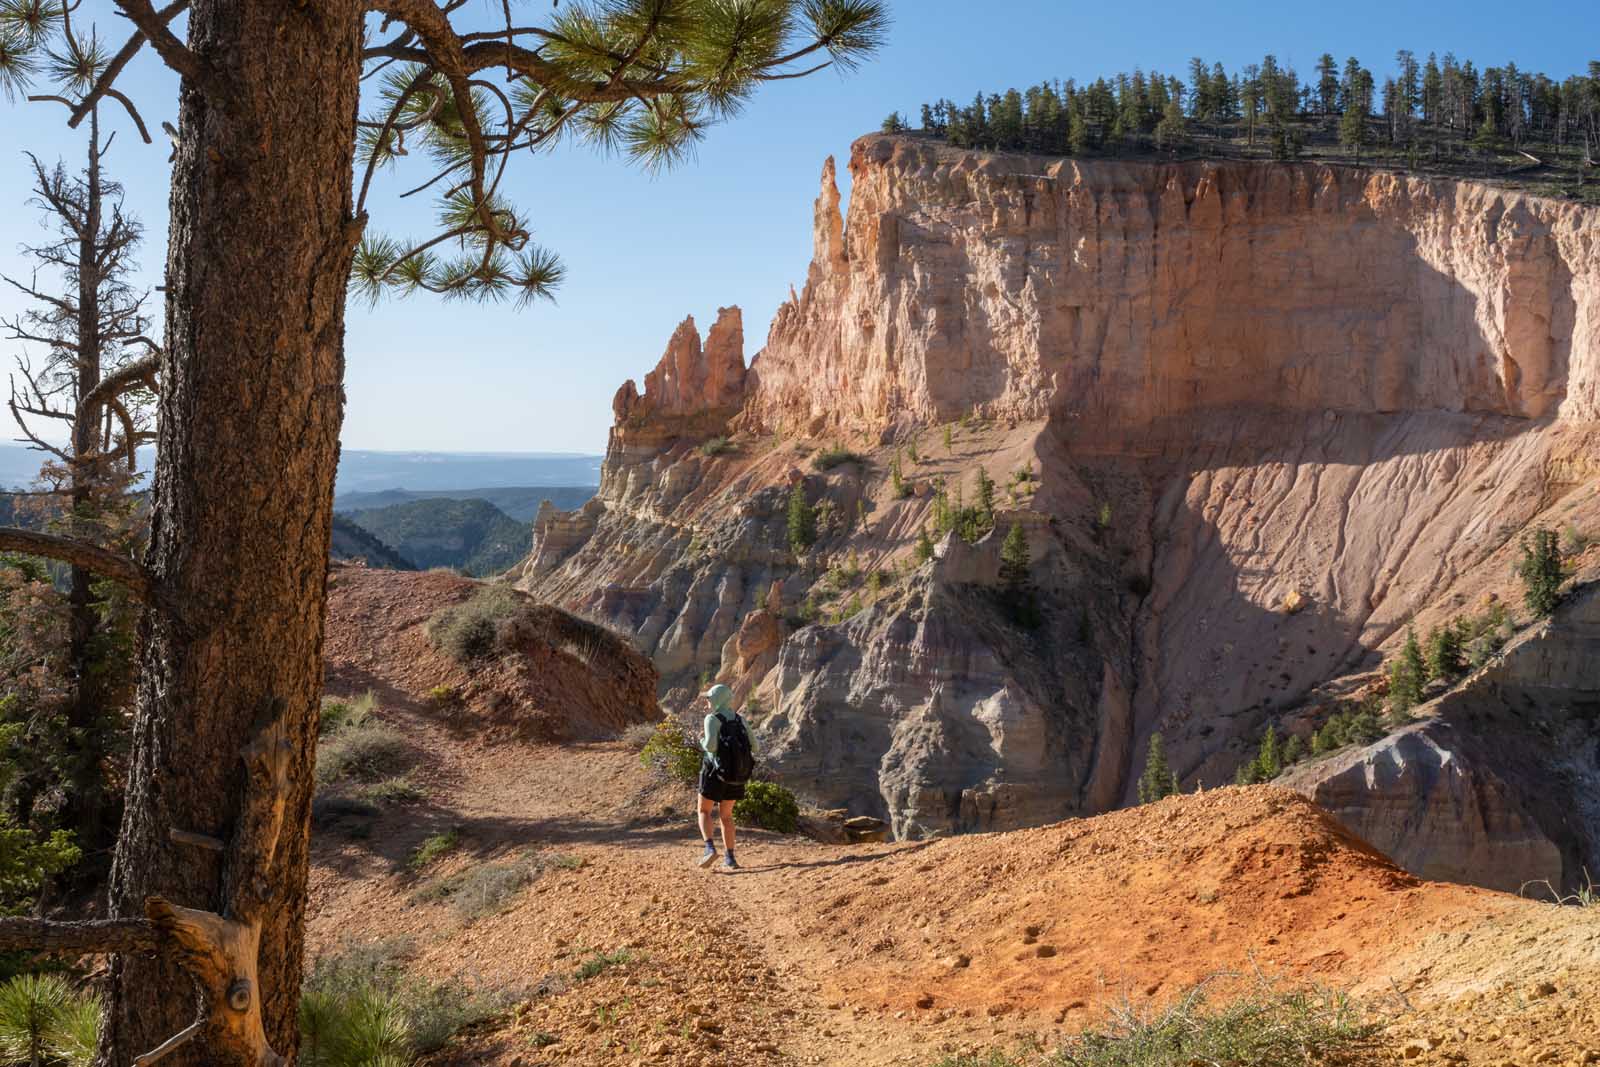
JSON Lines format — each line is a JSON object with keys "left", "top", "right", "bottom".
{"left": 519, "top": 134, "right": 1600, "bottom": 870}
{"left": 1290, "top": 583, "right": 1600, "bottom": 893}
{"left": 746, "top": 137, "right": 1600, "bottom": 435}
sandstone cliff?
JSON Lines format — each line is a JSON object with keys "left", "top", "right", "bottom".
{"left": 746, "top": 137, "right": 1600, "bottom": 435}
{"left": 518, "top": 134, "right": 1600, "bottom": 889}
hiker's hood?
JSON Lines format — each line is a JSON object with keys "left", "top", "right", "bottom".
{"left": 702, "top": 683, "right": 733, "bottom": 713}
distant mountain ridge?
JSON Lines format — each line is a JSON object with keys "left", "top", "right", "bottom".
{"left": 0, "top": 444, "right": 602, "bottom": 496}
{"left": 333, "top": 451, "right": 601, "bottom": 494}
{"left": 335, "top": 485, "right": 595, "bottom": 523}
{"left": 329, "top": 515, "right": 416, "bottom": 570}
{"left": 342, "top": 497, "right": 531, "bottom": 577}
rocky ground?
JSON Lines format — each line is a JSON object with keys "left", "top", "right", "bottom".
{"left": 309, "top": 598, "right": 1600, "bottom": 1067}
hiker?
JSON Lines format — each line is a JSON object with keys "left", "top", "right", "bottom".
{"left": 696, "top": 683, "right": 755, "bottom": 870}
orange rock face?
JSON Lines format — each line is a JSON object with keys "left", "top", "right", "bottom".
{"left": 745, "top": 135, "right": 1600, "bottom": 435}
{"left": 627, "top": 306, "right": 747, "bottom": 420}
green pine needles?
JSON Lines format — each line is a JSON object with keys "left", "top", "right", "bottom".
{"left": 1516, "top": 528, "right": 1563, "bottom": 618}
{"left": 1137, "top": 733, "right": 1179, "bottom": 803}
{"left": 1386, "top": 628, "right": 1426, "bottom": 720}
{"left": 787, "top": 483, "right": 818, "bottom": 555}
{"left": 0, "top": 974, "right": 99, "bottom": 1067}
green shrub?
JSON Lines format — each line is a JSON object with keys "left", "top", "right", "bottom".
{"left": 639, "top": 720, "right": 702, "bottom": 785}
{"left": 1137, "top": 733, "right": 1178, "bottom": 803}
{"left": 1060, "top": 984, "right": 1378, "bottom": 1067}
{"left": 359, "top": 777, "right": 424, "bottom": 807}
{"left": 1309, "top": 698, "right": 1388, "bottom": 757}
{"left": 0, "top": 974, "right": 99, "bottom": 1067}
{"left": 321, "top": 691, "right": 377, "bottom": 736}
{"left": 1386, "top": 628, "right": 1426, "bottom": 718}
{"left": 1424, "top": 621, "right": 1467, "bottom": 682}
{"left": 733, "top": 780, "right": 799, "bottom": 833}
{"left": 787, "top": 483, "right": 817, "bottom": 554}
{"left": 316, "top": 723, "right": 411, "bottom": 787}
{"left": 812, "top": 443, "right": 866, "bottom": 471}
{"left": 424, "top": 685, "right": 458, "bottom": 707}
{"left": 408, "top": 830, "right": 460, "bottom": 871}
{"left": 1460, "top": 600, "right": 1512, "bottom": 668}
{"left": 916, "top": 526, "right": 936, "bottom": 564}
{"left": 572, "top": 949, "right": 633, "bottom": 982}
{"left": 426, "top": 587, "right": 522, "bottom": 663}
{"left": 301, "top": 941, "right": 509, "bottom": 1066}
{"left": 699, "top": 436, "right": 734, "bottom": 457}
{"left": 410, "top": 853, "right": 541, "bottom": 921}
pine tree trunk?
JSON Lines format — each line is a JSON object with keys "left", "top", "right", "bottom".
{"left": 97, "top": 4, "right": 363, "bottom": 1064}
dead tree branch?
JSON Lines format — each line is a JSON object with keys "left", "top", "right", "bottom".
{"left": 0, "top": 527, "right": 158, "bottom": 605}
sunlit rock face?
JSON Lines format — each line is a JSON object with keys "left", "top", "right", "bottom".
{"left": 745, "top": 135, "right": 1600, "bottom": 436}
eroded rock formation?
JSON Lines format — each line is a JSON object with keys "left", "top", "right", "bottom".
{"left": 518, "top": 134, "right": 1600, "bottom": 888}
{"left": 746, "top": 137, "right": 1599, "bottom": 434}
{"left": 1288, "top": 582, "right": 1600, "bottom": 892}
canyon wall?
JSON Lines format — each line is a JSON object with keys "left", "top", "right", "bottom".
{"left": 519, "top": 135, "right": 1600, "bottom": 887}
{"left": 745, "top": 136, "right": 1600, "bottom": 437}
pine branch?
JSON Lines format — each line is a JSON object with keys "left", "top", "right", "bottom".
{"left": 82, "top": 351, "right": 160, "bottom": 411}
{"left": 0, "top": 526, "right": 159, "bottom": 604}
{"left": 0, "top": 917, "right": 159, "bottom": 955}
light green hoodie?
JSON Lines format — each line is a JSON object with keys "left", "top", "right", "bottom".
{"left": 700, "top": 684, "right": 754, "bottom": 766}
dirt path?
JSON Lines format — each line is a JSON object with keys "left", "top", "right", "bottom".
{"left": 308, "top": 711, "right": 1600, "bottom": 1067}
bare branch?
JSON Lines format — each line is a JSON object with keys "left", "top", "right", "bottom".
{"left": 131, "top": 1019, "right": 203, "bottom": 1067}
{"left": 65, "top": 0, "right": 188, "bottom": 128}
{"left": 0, "top": 917, "right": 159, "bottom": 955}
{"left": 105, "top": 87, "right": 154, "bottom": 143}
{"left": 82, "top": 351, "right": 159, "bottom": 411}
{"left": 94, "top": 0, "right": 231, "bottom": 116}
{"left": 0, "top": 526, "right": 159, "bottom": 604}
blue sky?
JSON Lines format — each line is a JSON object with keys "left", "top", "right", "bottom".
{"left": 1, "top": 0, "right": 1594, "bottom": 454}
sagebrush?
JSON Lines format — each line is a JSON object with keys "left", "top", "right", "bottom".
{"left": 734, "top": 780, "right": 800, "bottom": 833}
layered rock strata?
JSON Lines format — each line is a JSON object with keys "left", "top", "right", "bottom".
{"left": 746, "top": 137, "right": 1600, "bottom": 435}
{"left": 1288, "top": 582, "right": 1600, "bottom": 893}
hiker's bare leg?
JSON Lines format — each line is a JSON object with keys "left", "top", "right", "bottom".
{"left": 718, "top": 799, "right": 737, "bottom": 852}
{"left": 697, "top": 796, "right": 716, "bottom": 843}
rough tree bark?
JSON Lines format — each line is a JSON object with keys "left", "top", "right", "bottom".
{"left": 96, "top": 3, "right": 363, "bottom": 1063}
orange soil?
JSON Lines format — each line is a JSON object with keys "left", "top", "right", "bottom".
{"left": 311, "top": 571, "right": 1600, "bottom": 1067}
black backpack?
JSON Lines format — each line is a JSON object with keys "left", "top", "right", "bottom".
{"left": 714, "top": 713, "right": 755, "bottom": 784}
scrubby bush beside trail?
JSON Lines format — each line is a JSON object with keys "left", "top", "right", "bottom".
{"left": 300, "top": 939, "right": 512, "bottom": 1065}
{"left": 316, "top": 722, "right": 411, "bottom": 788}
{"left": 407, "top": 850, "right": 578, "bottom": 922}
{"left": 426, "top": 587, "right": 523, "bottom": 663}
{"left": 320, "top": 691, "right": 377, "bottom": 736}
{"left": 929, "top": 982, "right": 1381, "bottom": 1067}
{"left": 639, "top": 720, "right": 702, "bottom": 785}
{"left": 734, "top": 780, "right": 800, "bottom": 833}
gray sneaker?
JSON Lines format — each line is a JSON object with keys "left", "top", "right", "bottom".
{"left": 697, "top": 844, "right": 718, "bottom": 869}
{"left": 723, "top": 852, "right": 739, "bottom": 870}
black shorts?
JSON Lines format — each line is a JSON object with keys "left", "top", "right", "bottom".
{"left": 698, "top": 763, "right": 746, "bottom": 802}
